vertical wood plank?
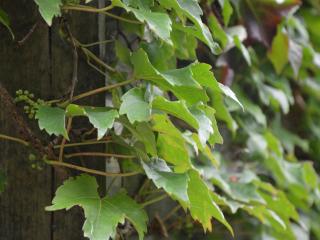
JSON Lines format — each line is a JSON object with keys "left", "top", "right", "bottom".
{"left": 0, "top": 1, "right": 52, "bottom": 239}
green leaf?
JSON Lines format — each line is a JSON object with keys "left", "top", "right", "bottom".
{"left": 112, "top": 0, "right": 172, "bottom": 43}
{"left": 152, "top": 96, "right": 199, "bottom": 130}
{"left": 234, "top": 35, "right": 251, "bottom": 66}
{"left": 122, "top": 120, "right": 157, "bottom": 156}
{"left": 267, "top": 27, "right": 289, "bottom": 74}
{"left": 34, "top": 0, "right": 62, "bottom": 25}
{"left": 157, "top": 133, "right": 191, "bottom": 172}
{"left": 208, "top": 13, "right": 228, "bottom": 48}
{"left": 218, "top": 0, "right": 233, "bottom": 26}
{"left": 119, "top": 88, "right": 151, "bottom": 124}
{"left": 218, "top": 83, "right": 243, "bottom": 110}
{"left": 84, "top": 107, "right": 119, "bottom": 140}
{"left": 36, "top": 106, "right": 68, "bottom": 139}
{"left": 187, "top": 170, "right": 233, "bottom": 235}
{"left": 160, "top": 0, "right": 221, "bottom": 54}
{"left": 131, "top": 49, "right": 208, "bottom": 104}
{"left": 66, "top": 104, "right": 86, "bottom": 117}
{"left": 66, "top": 104, "right": 119, "bottom": 140}
{"left": 0, "top": 8, "right": 14, "bottom": 39}
{"left": 303, "top": 162, "right": 318, "bottom": 189}
{"left": 46, "top": 174, "right": 148, "bottom": 240}
{"left": 141, "top": 159, "right": 189, "bottom": 205}
{"left": 190, "top": 106, "right": 213, "bottom": 147}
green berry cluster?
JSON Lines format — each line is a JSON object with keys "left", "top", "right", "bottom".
{"left": 14, "top": 90, "right": 46, "bottom": 119}
{"left": 28, "top": 153, "right": 44, "bottom": 171}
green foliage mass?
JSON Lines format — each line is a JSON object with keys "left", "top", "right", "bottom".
{"left": 2, "top": 0, "right": 320, "bottom": 239}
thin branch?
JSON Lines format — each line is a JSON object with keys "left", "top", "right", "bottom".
{"left": 80, "top": 39, "right": 114, "bottom": 48}
{"left": 63, "top": 5, "right": 141, "bottom": 24}
{"left": 140, "top": 195, "right": 168, "bottom": 207}
{"left": 63, "top": 4, "right": 114, "bottom": 13}
{"left": 163, "top": 205, "right": 182, "bottom": 222}
{"left": 53, "top": 139, "right": 112, "bottom": 149}
{"left": 18, "top": 22, "right": 38, "bottom": 45}
{"left": 64, "top": 152, "right": 135, "bottom": 159}
{"left": 59, "top": 79, "right": 135, "bottom": 106}
{"left": 0, "top": 133, "right": 29, "bottom": 146}
{"left": 81, "top": 47, "right": 116, "bottom": 73}
{"left": 46, "top": 160, "right": 140, "bottom": 177}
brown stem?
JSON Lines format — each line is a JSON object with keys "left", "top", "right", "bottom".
{"left": 53, "top": 139, "right": 112, "bottom": 149}
{"left": 64, "top": 152, "right": 135, "bottom": 159}
{"left": 0, "top": 133, "right": 29, "bottom": 146}
{"left": 59, "top": 79, "right": 135, "bottom": 106}
{"left": 63, "top": 4, "right": 114, "bottom": 13}
{"left": 46, "top": 160, "right": 139, "bottom": 177}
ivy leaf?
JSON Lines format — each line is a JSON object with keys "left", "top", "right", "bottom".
{"left": 218, "top": 83, "right": 244, "bottom": 110}
{"left": 267, "top": 27, "right": 289, "bottom": 74}
{"left": 131, "top": 49, "right": 208, "bottom": 104}
{"left": 66, "top": 104, "right": 119, "bottom": 140}
{"left": 159, "top": 0, "right": 221, "bottom": 54}
{"left": 157, "top": 133, "right": 191, "bottom": 172}
{"left": 217, "top": 0, "right": 233, "bottom": 26}
{"left": 34, "top": 0, "right": 62, "bottom": 26}
{"left": 152, "top": 96, "right": 199, "bottom": 130}
{"left": 141, "top": 159, "right": 189, "bottom": 205}
{"left": 190, "top": 106, "right": 213, "bottom": 147}
{"left": 119, "top": 88, "right": 151, "bottom": 124}
{"left": 36, "top": 106, "right": 68, "bottom": 139}
{"left": 187, "top": 170, "right": 233, "bottom": 235}
{"left": 121, "top": 120, "right": 157, "bottom": 156}
{"left": 131, "top": 49, "right": 200, "bottom": 87}
{"left": 0, "top": 8, "right": 14, "bottom": 39}
{"left": 84, "top": 107, "right": 119, "bottom": 140}
{"left": 46, "top": 174, "right": 148, "bottom": 240}
{"left": 112, "top": 0, "right": 172, "bottom": 43}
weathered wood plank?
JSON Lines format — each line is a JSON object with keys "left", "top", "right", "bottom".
{"left": 0, "top": 1, "right": 52, "bottom": 239}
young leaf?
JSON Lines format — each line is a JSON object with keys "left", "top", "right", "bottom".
{"left": 46, "top": 174, "right": 148, "bottom": 240}
{"left": 84, "top": 107, "right": 119, "bottom": 140}
{"left": 34, "top": 0, "right": 62, "bottom": 26}
{"left": 119, "top": 88, "right": 151, "bottom": 124}
{"left": 35, "top": 106, "right": 68, "bottom": 139}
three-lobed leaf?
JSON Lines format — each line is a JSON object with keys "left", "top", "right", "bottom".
{"left": 46, "top": 174, "right": 148, "bottom": 240}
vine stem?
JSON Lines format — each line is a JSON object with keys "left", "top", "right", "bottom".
{"left": 64, "top": 152, "right": 135, "bottom": 159}
{"left": 140, "top": 195, "right": 168, "bottom": 207}
{"left": 0, "top": 133, "right": 29, "bottom": 146}
{"left": 62, "top": 4, "right": 114, "bottom": 13}
{"left": 59, "top": 79, "right": 135, "bottom": 107}
{"left": 53, "top": 140, "right": 112, "bottom": 149}
{"left": 46, "top": 160, "right": 140, "bottom": 177}
{"left": 62, "top": 4, "right": 141, "bottom": 24}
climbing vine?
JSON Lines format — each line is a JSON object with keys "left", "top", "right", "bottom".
{"left": 1, "top": 0, "right": 320, "bottom": 239}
